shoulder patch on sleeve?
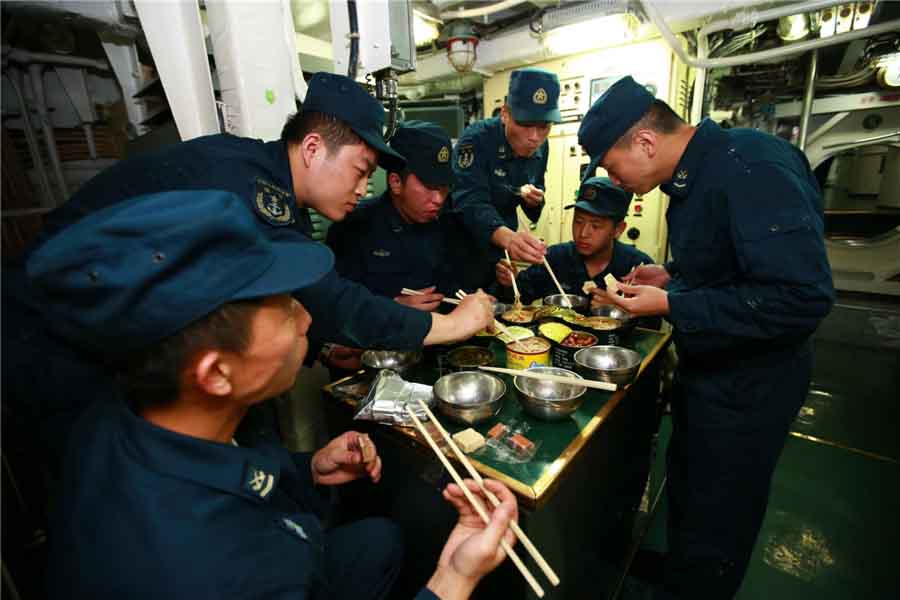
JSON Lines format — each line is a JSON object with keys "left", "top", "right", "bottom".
{"left": 456, "top": 144, "right": 475, "bottom": 169}
{"left": 252, "top": 178, "right": 295, "bottom": 227}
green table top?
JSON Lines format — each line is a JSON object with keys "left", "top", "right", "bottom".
{"left": 324, "top": 328, "right": 670, "bottom": 508}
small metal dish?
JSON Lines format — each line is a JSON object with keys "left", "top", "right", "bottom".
{"left": 574, "top": 345, "right": 642, "bottom": 386}
{"left": 360, "top": 350, "right": 421, "bottom": 378}
{"left": 513, "top": 366, "right": 587, "bottom": 421}
{"left": 589, "top": 304, "right": 634, "bottom": 328}
{"left": 447, "top": 346, "right": 494, "bottom": 371}
{"left": 433, "top": 371, "right": 506, "bottom": 425}
{"left": 543, "top": 294, "right": 589, "bottom": 312}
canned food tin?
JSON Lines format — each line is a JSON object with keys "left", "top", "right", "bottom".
{"left": 551, "top": 331, "right": 598, "bottom": 370}
{"left": 506, "top": 336, "right": 552, "bottom": 370}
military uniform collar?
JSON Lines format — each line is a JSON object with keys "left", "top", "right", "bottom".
{"left": 266, "top": 140, "right": 294, "bottom": 190}
{"left": 491, "top": 117, "right": 545, "bottom": 161}
{"left": 116, "top": 400, "right": 283, "bottom": 504}
{"left": 661, "top": 119, "right": 727, "bottom": 200}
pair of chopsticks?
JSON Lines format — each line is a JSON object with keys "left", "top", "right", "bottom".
{"left": 479, "top": 365, "right": 617, "bottom": 392}
{"left": 503, "top": 249, "right": 523, "bottom": 309}
{"left": 542, "top": 257, "right": 571, "bottom": 307}
{"left": 404, "top": 399, "right": 559, "bottom": 597}
{"left": 400, "top": 287, "right": 460, "bottom": 306}
{"left": 455, "top": 290, "right": 531, "bottom": 342}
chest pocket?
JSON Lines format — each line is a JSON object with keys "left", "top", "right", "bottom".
{"left": 668, "top": 200, "right": 735, "bottom": 287}
{"left": 735, "top": 211, "right": 828, "bottom": 285}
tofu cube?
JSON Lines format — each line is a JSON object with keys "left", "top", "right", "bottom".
{"left": 452, "top": 428, "right": 486, "bottom": 453}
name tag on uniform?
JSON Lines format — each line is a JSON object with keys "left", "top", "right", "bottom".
{"left": 494, "top": 168, "right": 507, "bottom": 177}
{"left": 279, "top": 517, "right": 308, "bottom": 541}
{"left": 372, "top": 249, "right": 391, "bottom": 258}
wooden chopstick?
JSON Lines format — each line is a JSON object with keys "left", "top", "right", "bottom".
{"left": 503, "top": 249, "right": 522, "bottom": 308}
{"left": 541, "top": 258, "right": 570, "bottom": 307}
{"left": 402, "top": 405, "right": 546, "bottom": 598}
{"left": 455, "top": 290, "right": 531, "bottom": 343}
{"left": 414, "top": 399, "right": 560, "bottom": 587}
{"left": 400, "top": 287, "right": 460, "bottom": 306}
{"left": 478, "top": 365, "right": 617, "bottom": 392}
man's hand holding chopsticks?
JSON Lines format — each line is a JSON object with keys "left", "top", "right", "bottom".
{"left": 394, "top": 285, "right": 444, "bottom": 312}
{"left": 427, "top": 479, "right": 518, "bottom": 600}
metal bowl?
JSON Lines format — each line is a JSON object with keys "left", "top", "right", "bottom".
{"left": 361, "top": 350, "right": 421, "bottom": 378}
{"left": 447, "top": 346, "right": 494, "bottom": 371}
{"left": 573, "top": 346, "right": 642, "bottom": 386}
{"left": 514, "top": 366, "right": 587, "bottom": 421}
{"left": 543, "top": 293, "right": 589, "bottom": 312}
{"left": 433, "top": 372, "right": 506, "bottom": 425}
{"left": 589, "top": 304, "right": 633, "bottom": 327}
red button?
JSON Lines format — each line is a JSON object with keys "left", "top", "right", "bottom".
{"left": 634, "top": 204, "right": 643, "bottom": 213}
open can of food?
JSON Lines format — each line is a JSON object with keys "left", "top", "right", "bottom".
{"left": 505, "top": 336, "right": 552, "bottom": 370}
{"left": 551, "top": 331, "right": 598, "bottom": 370}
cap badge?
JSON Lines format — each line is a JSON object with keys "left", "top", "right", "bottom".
{"left": 245, "top": 466, "right": 275, "bottom": 499}
{"left": 583, "top": 186, "right": 597, "bottom": 200}
{"left": 533, "top": 88, "right": 548, "bottom": 105}
{"left": 437, "top": 146, "right": 450, "bottom": 163}
{"left": 457, "top": 144, "right": 475, "bottom": 169}
{"left": 253, "top": 179, "right": 294, "bottom": 227}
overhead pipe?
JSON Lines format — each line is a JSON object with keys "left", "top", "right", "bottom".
{"left": 641, "top": 0, "right": 900, "bottom": 69}
{"left": 4, "top": 69, "right": 56, "bottom": 208}
{"left": 2, "top": 46, "right": 109, "bottom": 71}
{"left": 799, "top": 49, "right": 819, "bottom": 151}
{"left": 440, "top": 0, "right": 529, "bottom": 21}
{"left": 28, "top": 64, "right": 69, "bottom": 201}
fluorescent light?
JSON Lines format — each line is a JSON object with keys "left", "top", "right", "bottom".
{"left": 413, "top": 11, "right": 440, "bottom": 47}
{"left": 542, "top": 14, "right": 637, "bottom": 56}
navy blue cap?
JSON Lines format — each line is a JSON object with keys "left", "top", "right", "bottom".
{"left": 577, "top": 76, "right": 655, "bottom": 179}
{"left": 565, "top": 176, "right": 632, "bottom": 220}
{"left": 302, "top": 72, "right": 406, "bottom": 172}
{"left": 388, "top": 120, "right": 453, "bottom": 186}
{"left": 26, "top": 190, "right": 334, "bottom": 352}
{"left": 507, "top": 68, "right": 562, "bottom": 124}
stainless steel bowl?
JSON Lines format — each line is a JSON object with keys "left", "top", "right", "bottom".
{"left": 361, "top": 350, "right": 421, "bottom": 378}
{"left": 573, "top": 345, "right": 642, "bottom": 386}
{"left": 513, "top": 366, "right": 587, "bottom": 421}
{"left": 589, "top": 304, "right": 633, "bottom": 327}
{"left": 433, "top": 372, "right": 506, "bottom": 425}
{"left": 543, "top": 293, "right": 589, "bottom": 312}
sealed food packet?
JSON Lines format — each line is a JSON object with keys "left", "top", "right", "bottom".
{"left": 483, "top": 418, "right": 540, "bottom": 464}
{"left": 353, "top": 369, "right": 435, "bottom": 426}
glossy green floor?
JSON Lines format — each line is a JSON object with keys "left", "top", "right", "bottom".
{"left": 635, "top": 294, "right": 900, "bottom": 599}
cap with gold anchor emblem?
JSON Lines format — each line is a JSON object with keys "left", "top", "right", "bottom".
{"left": 387, "top": 120, "right": 454, "bottom": 186}
{"left": 507, "top": 68, "right": 562, "bottom": 124}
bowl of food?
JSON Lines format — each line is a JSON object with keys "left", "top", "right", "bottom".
{"left": 447, "top": 345, "right": 495, "bottom": 371}
{"left": 433, "top": 371, "right": 506, "bottom": 425}
{"left": 585, "top": 304, "right": 635, "bottom": 344}
{"left": 499, "top": 306, "right": 537, "bottom": 326}
{"left": 573, "top": 345, "right": 642, "bottom": 386}
{"left": 361, "top": 350, "right": 421, "bottom": 378}
{"left": 513, "top": 366, "right": 587, "bottom": 421}
{"left": 543, "top": 294, "right": 589, "bottom": 313}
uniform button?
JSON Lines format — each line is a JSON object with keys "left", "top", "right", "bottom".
{"left": 769, "top": 224, "right": 780, "bottom": 232}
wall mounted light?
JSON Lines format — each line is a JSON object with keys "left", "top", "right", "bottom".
{"left": 542, "top": 13, "right": 637, "bottom": 57}
{"left": 444, "top": 20, "right": 479, "bottom": 73}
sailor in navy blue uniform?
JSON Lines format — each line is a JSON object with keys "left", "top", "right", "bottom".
{"left": 327, "top": 120, "right": 457, "bottom": 309}
{"left": 494, "top": 176, "right": 652, "bottom": 304}
{"left": 30, "top": 190, "right": 518, "bottom": 600}
{"left": 578, "top": 76, "right": 835, "bottom": 598}
{"left": 4, "top": 72, "right": 493, "bottom": 471}
{"left": 450, "top": 68, "right": 562, "bottom": 289}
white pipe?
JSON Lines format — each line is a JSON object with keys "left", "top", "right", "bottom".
{"left": 641, "top": 0, "right": 900, "bottom": 70}
{"left": 28, "top": 64, "right": 69, "bottom": 201}
{"left": 440, "top": 0, "right": 529, "bottom": 20}
{"left": 5, "top": 69, "right": 56, "bottom": 208}
{"left": 82, "top": 123, "right": 97, "bottom": 160}
{"left": 799, "top": 49, "right": 819, "bottom": 151}
{"left": 2, "top": 46, "right": 109, "bottom": 71}
{"left": 699, "top": 0, "right": 846, "bottom": 37}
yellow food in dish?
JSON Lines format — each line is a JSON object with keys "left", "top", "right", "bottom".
{"left": 497, "top": 326, "right": 533, "bottom": 344}
{"left": 537, "top": 322, "right": 573, "bottom": 344}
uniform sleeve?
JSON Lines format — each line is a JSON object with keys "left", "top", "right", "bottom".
{"left": 451, "top": 135, "right": 507, "bottom": 249}
{"left": 520, "top": 146, "right": 548, "bottom": 224}
{"left": 414, "top": 588, "right": 440, "bottom": 600}
{"left": 666, "top": 163, "right": 834, "bottom": 355}
{"left": 296, "top": 269, "right": 432, "bottom": 350}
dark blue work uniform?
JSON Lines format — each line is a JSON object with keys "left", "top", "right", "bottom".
{"left": 47, "top": 398, "right": 438, "bottom": 600}
{"left": 450, "top": 117, "right": 548, "bottom": 289}
{"left": 660, "top": 119, "right": 835, "bottom": 598}
{"left": 327, "top": 191, "right": 457, "bottom": 297}
{"left": 498, "top": 239, "right": 651, "bottom": 304}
